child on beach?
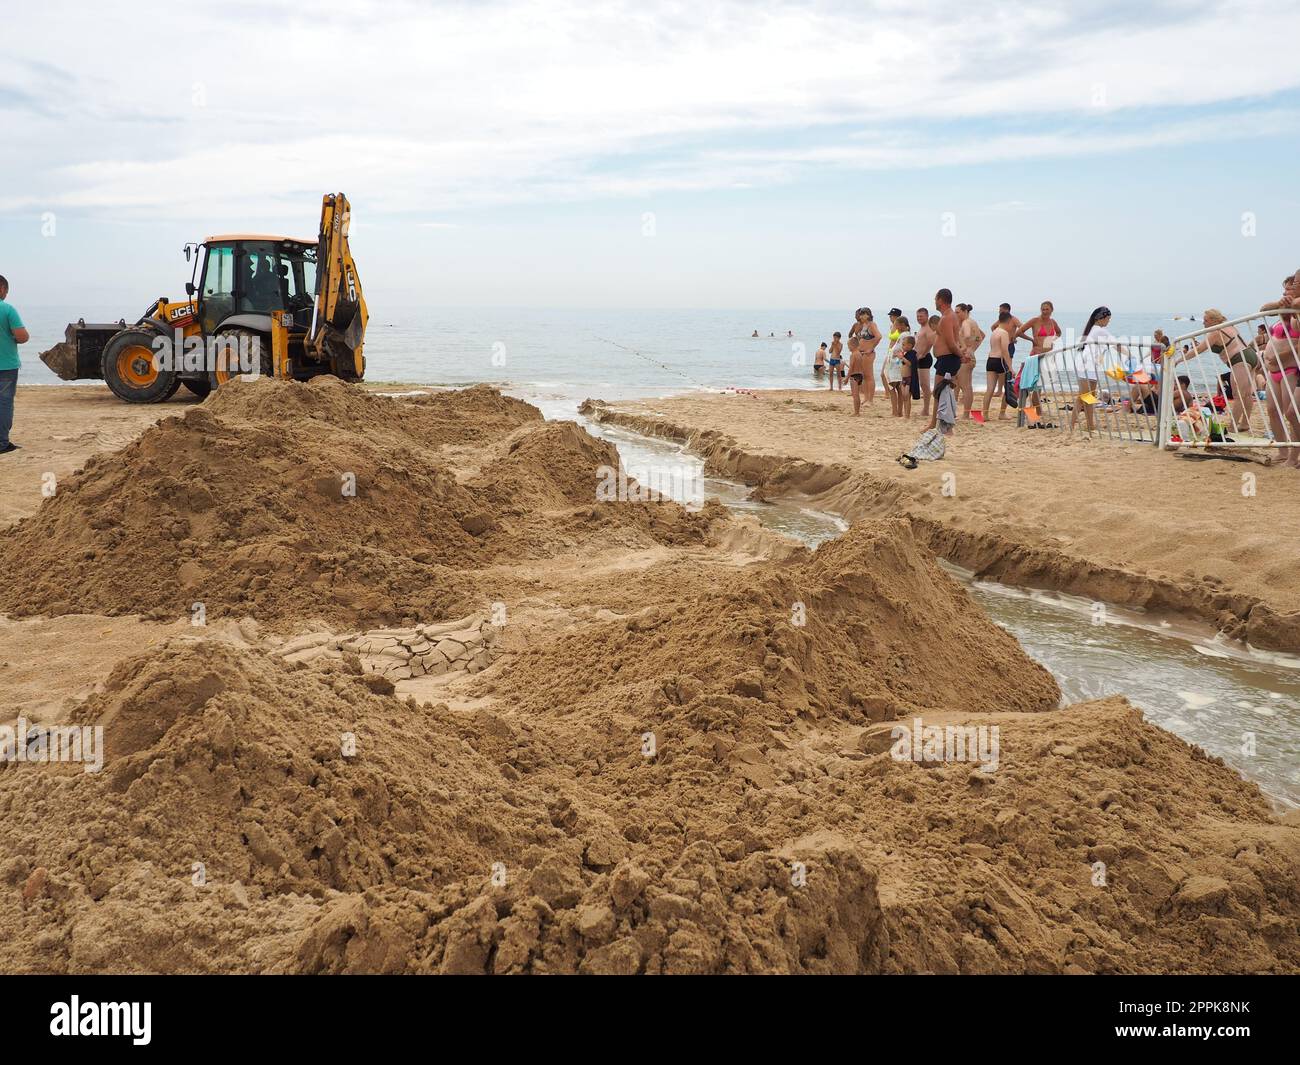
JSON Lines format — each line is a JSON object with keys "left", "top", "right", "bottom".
{"left": 846, "top": 335, "right": 866, "bottom": 414}
{"left": 898, "top": 335, "right": 917, "bottom": 418}
{"left": 886, "top": 317, "right": 914, "bottom": 418}
{"left": 885, "top": 337, "right": 905, "bottom": 415}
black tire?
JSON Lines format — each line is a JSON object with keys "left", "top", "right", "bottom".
{"left": 182, "top": 379, "right": 213, "bottom": 398}
{"left": 101, "top": 329, "right": 180, "bottom": 403}
{"left": 207, "top": 327, "right": 269, "bottom": 391}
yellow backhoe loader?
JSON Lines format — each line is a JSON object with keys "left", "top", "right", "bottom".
{"left": 41, "top": 192, "right": 367, "bottom": 402}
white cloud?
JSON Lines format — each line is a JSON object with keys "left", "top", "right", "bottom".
{"left": 1, "top": 0, "right": 1297, "bottom": 221}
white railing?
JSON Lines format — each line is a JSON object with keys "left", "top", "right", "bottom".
{"left": 1159, "top": 311, "right": 1300, "bottom": 453}
{"left": 1015, "top": 337, "right": 1161, "bottom": 442}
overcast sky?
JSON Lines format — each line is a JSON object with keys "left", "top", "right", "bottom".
{"left": 1, "top": 0, "right": 1296, "bottom": 312}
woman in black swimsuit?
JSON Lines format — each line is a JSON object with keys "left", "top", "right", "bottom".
{"left": 1196, "top": 308, "right": 1258, "bottom": 432}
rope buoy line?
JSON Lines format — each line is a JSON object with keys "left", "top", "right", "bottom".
{"left": 589, "top": 334, "right": 712, "bottom": 391}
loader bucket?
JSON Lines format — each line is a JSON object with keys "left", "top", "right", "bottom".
{"left": 39, "top": 321, "right": 125, "bottom": 381}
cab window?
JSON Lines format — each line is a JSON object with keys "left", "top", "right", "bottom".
{"left": 199, "top": 245, "right": 235, "bottom": 333}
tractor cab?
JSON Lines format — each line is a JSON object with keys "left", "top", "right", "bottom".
{"left": 186, "top": 235, "right": 318, "bottom": 337}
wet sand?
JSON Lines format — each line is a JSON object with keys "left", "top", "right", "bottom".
{"left": 583, "top": 388, "right": 1300, "bottom": 653}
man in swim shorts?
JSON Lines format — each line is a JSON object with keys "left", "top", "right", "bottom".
{"left": 914, "top": 307, "right": 936, "bottom": 417}
{"left": 999, "top": 302, "right": 1021, "bottom": 362}
{"left": 927, "top": 288, "right": 962, "bottom": 431}
{"left": 956, "top": 303, "right": 984, "bottom": 419}
{"left": 828, "top": 332, "right": 843, "bottom": 390}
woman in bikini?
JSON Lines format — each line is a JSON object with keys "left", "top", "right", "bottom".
{"left": 1196, "top": 309, "right": 1259, "bottom": 434}
{"left": 1262, "top": 312, "right": 1300, "bottom": 466}
{"left": 1016, "top": 301, "right": 1061, "bottom": 414}
{"left": 855, "top": 308, "right": 882, "bottom": 405}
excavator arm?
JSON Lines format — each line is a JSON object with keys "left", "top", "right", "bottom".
{"left": 309, "top": 192, "right": 368, "bottom": 379}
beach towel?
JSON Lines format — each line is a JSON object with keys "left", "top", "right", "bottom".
{"left": 898, "top": 427, "right": 946, "bottom": 468}
{"left": 1017, "top": 355, "right": 1042, "bottom": 393}
{"left": 937, "top": 379, "right": 958, "bottom": 433}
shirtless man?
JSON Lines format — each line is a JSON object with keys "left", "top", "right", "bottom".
{"left": 828, "top": 332, "right": 843, "bottom": 390}
{"left": 913, "top": 307, "right": 936, "bottom": 417}
{"left": 927, "top": 288, "right": 962, "bottom": 431}
{"left": 998, "top": 302, "right": 1022, "bottom": 367}
{"left": 983, "top": 310, "right": 1014, "bottom": 421}
{"left": 955, "top": 303, "right": 985, "bottom": 419}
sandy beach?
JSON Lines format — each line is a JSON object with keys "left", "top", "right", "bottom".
{"left": 0, "top": 379, "right": 1296, "bottom": 975}
{"left": 584, "top": 388, "right": 1300, "bottom": 654}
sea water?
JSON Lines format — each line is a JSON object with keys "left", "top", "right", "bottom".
{"left": 16, "top": 305, "right": 1215, "bottom": 398}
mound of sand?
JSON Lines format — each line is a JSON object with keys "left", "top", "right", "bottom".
{"left": 3, "top": 585, "right": 1295, "bottom": 974}
{"left": 0, "top": 378, "right": 710, "bottom": 628}
{"left": 494, "top": 518, "right": 1062, "bottom": 728}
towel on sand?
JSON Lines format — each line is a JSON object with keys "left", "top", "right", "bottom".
{"left": 898, "top": 428, "right": 946, "bottom": 468}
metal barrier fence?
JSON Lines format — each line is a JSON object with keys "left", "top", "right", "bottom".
{"left": 1015, "top": 337, "right": 1162, "bottom": 442}
{"left": 1158, "top": 310, "right": 1300, "bottom": 455}
{"left": 1008, "top": 309, "right": 1300, "bottom": 454}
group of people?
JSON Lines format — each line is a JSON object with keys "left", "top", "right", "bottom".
{"left": 812, "top": 291, "right": 1062, "bottom": 432}
{"left": 806, "top": 271, "right": 1300, "bottom": 467}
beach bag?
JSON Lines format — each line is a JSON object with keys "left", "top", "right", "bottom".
{"left": 1004, "top": 370, "right": 1019, "bottom": 408}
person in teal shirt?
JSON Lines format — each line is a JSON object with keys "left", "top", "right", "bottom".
{"left": 0, "top": 275, "right": 30, "bottom": 453}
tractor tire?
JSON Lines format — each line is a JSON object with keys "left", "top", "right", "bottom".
{"left": 182, "top": 379, "right": 213, "bottom": 399}
{"left": 101, "top": 329, "right": 180, "bottom": 403}
{"left": 207, "top": 327, "right": 269, "bottom": 391}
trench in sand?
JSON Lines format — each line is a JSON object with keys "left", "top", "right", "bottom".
{"left": 547, "top": 402, "right": 1300, "bottom": 810}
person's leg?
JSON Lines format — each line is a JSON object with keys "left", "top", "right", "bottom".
{"left": 1231, "top": 363, "right": 1255, "bottom": 432}
{"left": 0, "top": 369, "right": 17, "bottom": 448}
{"left": 1286, "top": 380, "right": 1300, "bottom": 466}
{"left": 1265, "top": 384, "right": 1291, "bottom": 465}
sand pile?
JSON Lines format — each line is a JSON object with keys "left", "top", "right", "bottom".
{"left": 0, "top": 378, "right": 710, "bottom": 628}
{"left": 1, "top": 380, "right": 1295, "bottom": 974}
{"left": 494, "top": 518, "right": 1061, "bottom": 730}
{"left": 1, "top": 523, "right": 1297, "bottom": 973}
